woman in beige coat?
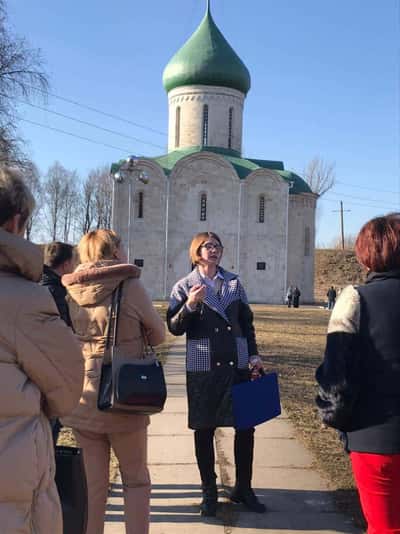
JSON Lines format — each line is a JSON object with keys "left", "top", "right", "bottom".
{"left": 0, "top": 167, "right": 84, "bottom": 534}
{"left": 62, "top": 229, "right": 165, "bottom": 534}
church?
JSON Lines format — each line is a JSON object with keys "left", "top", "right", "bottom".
{"left": 111, "top": 2, "right": 317, "bottom": 303}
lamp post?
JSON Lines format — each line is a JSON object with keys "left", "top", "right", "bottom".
{"left": 111, "top": 155, "right": 148, "bottom": 263}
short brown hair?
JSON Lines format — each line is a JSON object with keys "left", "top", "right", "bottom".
{"left": 44, "top": 242, "right": 74, "bottom": 269}
{"left": 78, "top": 229, "right": 121, "bottom": 263}
{"left": 355, "top": 215, "right": 400, "bottom": 272}
{"left": 0, "top": 166, "right": 35, "bottom": 229}
{"left": 189, "top": 232, "right": 223, "bottom": 265}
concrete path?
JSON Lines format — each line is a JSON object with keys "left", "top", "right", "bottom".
{"left": 105, "top": 337, "right": 360, "bottom": 533}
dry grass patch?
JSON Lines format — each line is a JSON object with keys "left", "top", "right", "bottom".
{"left": 253, "top": 304, "right": 366, "bottom": 531}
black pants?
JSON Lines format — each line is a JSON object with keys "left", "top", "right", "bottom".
{"left": 194, "top": 427, "right": 255, "bottom": 489}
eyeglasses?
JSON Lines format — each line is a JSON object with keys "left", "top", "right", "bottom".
{"left": 201, "top": 243, "right": 223, "bottom": 252}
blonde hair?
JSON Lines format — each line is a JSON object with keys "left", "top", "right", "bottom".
{"left": 0, "top": 166, "right": 35, "bottom": 229}
{"left": 78, "top": 229, "right": 121, "bottom": 263}
{"left": 189, "top": 232, "right": 223, "bottom": 265}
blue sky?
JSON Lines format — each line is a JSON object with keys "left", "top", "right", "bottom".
{"left": 8, "top": 0, "right": 400, "bottom": 245}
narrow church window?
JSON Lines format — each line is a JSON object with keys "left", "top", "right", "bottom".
{"left": 202, "top": 104, "right": 209, "bottom": 146}
{"left": 304, "top": 226, "right": 311, "bottom": 256}
{"left": 175, "top": 107, "right": 181, "bottom": 148}
{"left": 134, "top": 259, "right": 144, "bottom": 267}
{"left": 137, "top": 191, "right": 144, "bottom": 219}
{"left": 200, "top": 193, "right": 207, "bottom": 221}
{"left": 259, "top": 195, "right": 265, "bottom": 223}
{"left": 257, "top": 262, "right": 266, "bottom": 270}
{"left": 228, "top": 107, "right": 234, "bottom": 149}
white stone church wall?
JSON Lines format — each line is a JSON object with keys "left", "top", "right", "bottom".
{"left": 166, "top": 152, "right": 240, "bottom": 292}
{"left": 112, "top": 160, "right": 167, "bottom": 299}
{"left": 239, "top": 170, "right": 289, "bottom": 303}
{"left": 287, "top": 193, "right": 317, "bottom": 303}
{"left": 167, "top": 85, "right": 245, "bottom": 153}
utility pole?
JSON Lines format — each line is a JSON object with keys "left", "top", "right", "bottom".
{"left": 332, "top": 201, "right": 351, "bottom": 250}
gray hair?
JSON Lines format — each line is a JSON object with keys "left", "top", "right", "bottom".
{"left": 0, "top": 166, "right": 35, "bottom": 229}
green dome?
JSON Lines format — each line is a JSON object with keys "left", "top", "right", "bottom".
{"left": 163, "top": 3, "right": 251, "bottom": 95}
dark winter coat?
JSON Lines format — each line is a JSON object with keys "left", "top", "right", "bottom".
{"left": 167, "top": 267, "right": 257, "bottom": 429}
{"left": 316, "top": 271, "right": 400, "bottom": 454}
{"left": 327, "top": 288, "right": 337, "bottom": 301}
{"left": 293, "top": 287, "right": 301, "bottom": 308}
{"left": 40, "top": 265, "right": 72, "bottom": 327}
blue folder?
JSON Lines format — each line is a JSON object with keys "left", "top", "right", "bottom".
{"left": 232, "top": 372, "right": 281, "bottom": 430}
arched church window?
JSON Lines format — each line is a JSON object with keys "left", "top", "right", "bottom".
{"left": 258, "top": 195, "right": 265, "bottom": 223}
{"left": 304, "top": 226, "right": 311, "bottom": 256}
{"left": 200, "top": 193, "right": 207, "bottom": 221}
{"left": 228, "top": 107, "right": 234, "bottom": 149}
{"left": 202, "top": 105, "right": 209, "bottom": 146}
{"left": 137, "top": 191, "right": 144, "bottom": 219}
{"left": 175, "top": 107, "right": 181, "bottom": 148}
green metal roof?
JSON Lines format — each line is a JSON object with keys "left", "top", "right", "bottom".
{"left": 111, "top": 147, "right": 312, "bottom": 195}
{"left": 162, "top": 3, "right": 251, "bottom": 95}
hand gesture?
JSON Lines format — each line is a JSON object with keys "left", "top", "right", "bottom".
{"left": 187, "top": 284, "right": 206, "bottom": 309}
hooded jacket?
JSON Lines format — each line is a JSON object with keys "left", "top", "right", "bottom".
{"left": 62, "top": 261, "right": 165, "bottom": 433}
{"left": 0, "top": 228, "right": 83, "bottom": 533}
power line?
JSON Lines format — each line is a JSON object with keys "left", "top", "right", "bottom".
{"left": 14, "top": 97, "right": 165, "bottom": 150}
{"left": 336, "top": 180, "right": 399, "bottom": 195}
{"left": 321, "top": 196, "right": 399, "bottom": 210}
{"left": 21, "top": 81, "right": 167, "bottom": 137}
{"left": 328, "top": 190, "right": 400, "bottom": 207}
{"left": 20, "top": 118, "right": 136, "bottom": 154}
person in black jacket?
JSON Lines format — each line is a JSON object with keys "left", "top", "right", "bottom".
{"left": 167, "top": 232, "right": 266, "bottom": 517}
{"left": 326, "top": 286, "right": 337, "bottom": 310}
{"left": 316, "top": 214, "right": 400, "bottom": 534}
{"left": 40, "top": 241, "right": 75, "bottom": 443}
{"left": 40, "top": 242, "right": 75, "bottom": 327}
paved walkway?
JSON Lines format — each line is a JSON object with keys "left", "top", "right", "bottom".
{"left": 105, "top": 337, "right": 360, "bottom": 533}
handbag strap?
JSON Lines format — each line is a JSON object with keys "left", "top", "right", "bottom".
{"left": 140, "top": 323, "right": 155, "bottom": 359}
{"left": 104, "top": 281, "right": 124, "bottom": 364}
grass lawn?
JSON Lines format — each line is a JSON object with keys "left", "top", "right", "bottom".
{"left": 253, "top": 304, "right": 365, "bottom": 531}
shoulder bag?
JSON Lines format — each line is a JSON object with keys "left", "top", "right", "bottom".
{"left": 97, "top": 282, "right": 167, "bottom": 415}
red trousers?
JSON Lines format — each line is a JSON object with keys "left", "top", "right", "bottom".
{"left": 351, "top": 452, "right": 400, "bottom": 534}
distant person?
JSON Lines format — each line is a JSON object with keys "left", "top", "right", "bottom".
{"left": 40, "top": 241, "right": 75, "bottom": 326}
{"left": 0, "top": 167, "right": 83, "bottom": 534}
{"left": 40, "top": 241, "right": 75, "bottom": 444}
{"left": 167, "top": 232, "right": 266, "bottom": 517}
{"left": 293, "top": 286, "right": 301, "bottom": 308}
{"left": 326, "top": 286, "right": 337, "bottom": 310}
{"left": 316, "top": 214, "right": 400, "bottom": 534}
{"left": 62, "top": 229, "right": 165, "bottom": 534}
{"left": 286, "top": 285, "right": 293, "bottom": 307}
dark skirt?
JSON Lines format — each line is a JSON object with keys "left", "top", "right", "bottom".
{"left": 186, "top": 367, "right": 250, "bottom": 430}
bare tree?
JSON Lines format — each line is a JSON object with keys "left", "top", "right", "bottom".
{"left": 79, "top": 171, "right": 97, "bottom": 235}
{"left": 0, "top": 0, "right": 48, "bottom": 165}
{"left": 43, "top": 162, "right": 69, "bottom": 241}
{"left": 92, "top": 166, "right": 112, "bottom": 229}
{"left": 21, "top": 161, "right": 41, "bottom": 240}
{"left": 303, "top": 157, "right": 336, "bottom": 197}
{"left": 61, "top": 170, "right": 79, "bottom": 242}
{"left": 330, "top": 234, "right": 357, "bottom": 250}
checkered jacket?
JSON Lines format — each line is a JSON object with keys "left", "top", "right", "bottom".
{"left": 167, "top": 267, "right": 258, "bottom": 372}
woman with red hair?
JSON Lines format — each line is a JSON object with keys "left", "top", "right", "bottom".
{"left": 316, "top": 214, "right": 400, "bottom": 534}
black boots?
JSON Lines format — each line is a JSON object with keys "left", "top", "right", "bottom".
{"left": 194, "top": 429, "right": 218, "bottom": 516}
{"left": 230, "top": 485, "right": 267, "bottom": 513}
{"left": 194, "top": 427, "right": 266, "bottom": 516}
{"left": 200, "top": 483, "right": 218, "bottom": 517}
{"left": 229, "top": 428, "right": 267, "bottom": 513}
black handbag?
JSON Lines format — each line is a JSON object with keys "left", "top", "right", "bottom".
{"left": 97, "top": 282, "right": 167, "bottom": 415}
{"left": 55, "top": 445, "right": 88, "bottom": 534}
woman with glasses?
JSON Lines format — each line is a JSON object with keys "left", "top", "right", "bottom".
{"left": 167, "top": 231, "right": 266, "bottom": 517}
